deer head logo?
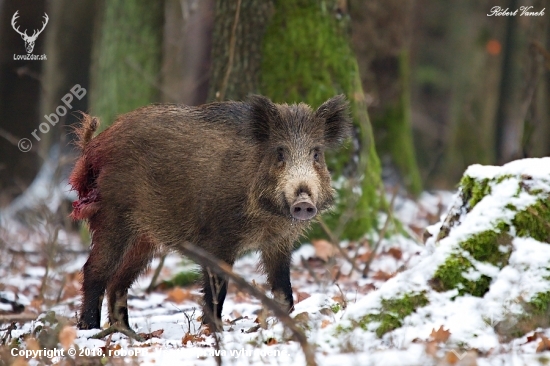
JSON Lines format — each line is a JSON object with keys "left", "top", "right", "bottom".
{"left": 11, "top": 11, "right": 49, "bottom": 54}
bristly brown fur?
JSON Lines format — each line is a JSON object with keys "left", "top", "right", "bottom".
{"left": 70, "top": 96, "right": 352, "bottom": 332}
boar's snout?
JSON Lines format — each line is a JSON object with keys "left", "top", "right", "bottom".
{"left": 290, "top": 193, "right": 317, "bottom": 220}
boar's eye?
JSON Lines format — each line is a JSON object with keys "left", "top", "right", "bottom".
{"left": 312, "top": 148, "right": 320, "bottom": 162}
{"left": 277, "top": 147, "right": 285, "bottom": 163}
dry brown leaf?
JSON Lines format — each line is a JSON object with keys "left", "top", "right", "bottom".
{"left": 166, "top": 288, "right": 191, "bottom": 303}
{"left": 138, "top": 329, "right": 164, "bottom": 341}
{"left": 11, "top": 358, "right": 29, "bottom": 366}
{"left": 425, "top": 340, "right": 438, "bottom": 356}
{"left": 387, "top": 247, "right": 403, "bottom": 260}
{"left": 332, "top": 295, "right": 345, "bottom": 305}
{"left": 430, "top": 325, "right": 451, "bottom": 343}
{"left": 182, "top": 332, "right": 205, "bottom": 345}
{"left": 321, "top": 319, "right": 332, "bottom": 329}
{"left": 445, "top": 350, "right": 459, "bottom": 364}
{"left": 265, "top": 337, "right": 277, "bottom": 346}
{"left": 371, "top": 270, "right": 395, "bottom": 281}
{"left": 537, "top": 335, "right": 550, "bottom": 352}
{"left": 58, "top": 325, "right": 76, "bottom": 350}
{"left": 312, "top": 239, "right": 337, "bottom": 261}
{"left": 296, "top": 291, "right": 311, "bottom": 303}
{"left": 25, "top": 337, "right": 40, "bottom": 351}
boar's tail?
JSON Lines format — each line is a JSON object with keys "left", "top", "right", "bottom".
{"left": 74, "top": 113, "right": 99, "bottom": 150}
{"left": 69, "top": 114, "right": 101, "bottom": 221}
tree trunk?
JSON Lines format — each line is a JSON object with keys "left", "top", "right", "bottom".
{"left": 89, "top": 0, "right": 164, "bottom": 129}
{"left": 0, "top": 0, "right": 46, "bottom": 206}
{"left": 349, "top": 0, "right": 423, "bottom": 196}
{"left": 161, "top": 0, "right": 214, "bottom": 105}
{"left": 209, "top": 0, "right": 384, "bottom": 239}
{"left": 39, "top": 0, "right": 97, "bottom": 153}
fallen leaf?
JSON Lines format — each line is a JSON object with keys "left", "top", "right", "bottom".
{"left": 58, "top": 325, "right": 76, "bottom": 350}
{"left": 425, "top": 340, "right": 438, "bottom": 356}
{"left": 526, "top": 332, "right": 540, "bottom": 344}
{"left": 166, "top": 288, "right": 191, "bottom": 303}
{"left": 312, "top": 239, "right": 336, "bottom": 261}
{"left": 537, "top": 335, "right": 550, "bottom": 352}
{"left": 430, "top": 325, "right": 451, "bottom": 343}
{"left": 265, "top": 337, "right": 277, "bottom": 346}
{"left": 387, "top": 247, "right": 403, "bottom": 260}
{"left": 296, "top": 291, "right": 311, "bottom": 303}
{"left": 138, "top": 329, "right": 164, "bottom": 341}
{"left": 182, "top": 332, "right": 205, "bottom": 345}
{"left": 371, "top": 270, "right": 394, "bottom": 281}
{"left": 445, "top": 350, "right": 459, "bottom": 364}
{"left": 321, "top": 319, "right": 332, "bottom": 329}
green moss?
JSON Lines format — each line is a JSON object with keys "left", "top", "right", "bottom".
{"left": 512, "top": 199, "right": 550, "bottom": 243}
{"left": 356, "top": 292, "right": 429, "bottom": 337}
{"left": 459, "top": 176, "right": 491, "bottom": 210}
{"left": 330, "top": 303, "right": 341, "bottom": 314}
{"left": 261, "top": 0, "right": 384, "bottom": 240}
{"left": 460, "top": 224, "right": 512, "bottom": 264}
{"left": 162, "top": 270, "right": 200, "bottom": 289}
{"left": 431, "top": 255, "right": 493, "bottom": 296}
{"left": 431, "top": 227, "right": 512, "bottom": 296}
{"left": 90, "top": 0, "right": 163, "bottom": 129}
{"left": 528, "top": 291, "right": 550, "bottom": 314}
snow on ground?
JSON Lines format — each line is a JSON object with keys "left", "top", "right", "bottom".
{"left": 2, "top": 158, "right": 550, "bottom": 365}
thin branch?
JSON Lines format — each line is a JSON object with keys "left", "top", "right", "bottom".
{"left": 317, "top": 216, "right": 361, "bottom": 274}
{"left": 217, "top": 0, "right": 242, "bottom": 101}
{"left": 181, "top": 242, "right": 317, "bottom": 366}
{"left": 90, "top": 325, "right": 145, "bottom": 342}
{"left": 146, "top": 254, "right": 166, "bottom": 293}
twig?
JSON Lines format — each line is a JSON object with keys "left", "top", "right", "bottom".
{"left": 90, "top": 325, "right": 145, "bottom": 342}
{"left": 217, "top": 0, "right": 242, "bottom": 101}
{"left": 146, "top": 254, "right": 167, "bottom": 293}
{"left": 362, "top": 187, "right": 398, "bottom": 278}
{"left": 181, "top": 242, "right": 317, "bottom": 366}
{"left": 0, "top": 322, "right": 17, "bottom": 345}
{"left": 317, "top": 217, "right": 360, "bottom": 274}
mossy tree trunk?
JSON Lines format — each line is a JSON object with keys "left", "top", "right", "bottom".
{"left": 209, "top": 0, "right": 384, "bottom": 240}
{"left": 89, "top": 0, "right": 163, "bottom": 130}
{"left": 349, "top": 0, "right": 422, "bottom": 196}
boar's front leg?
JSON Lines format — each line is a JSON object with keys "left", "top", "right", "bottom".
{"left": 262, "top": 245, "right": 294, "bottom": 312}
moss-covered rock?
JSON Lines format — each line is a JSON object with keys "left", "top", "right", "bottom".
{"left": 334, "top": 158, "right": 550, "bottom": 346}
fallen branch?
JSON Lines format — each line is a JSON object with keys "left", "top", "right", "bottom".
{"left": 90, "top": 325, "right": 145, "bottom": 342}
{"left": 181, "top": 242, "right": 317, "bottom": 366}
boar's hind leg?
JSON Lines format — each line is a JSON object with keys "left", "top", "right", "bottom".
{"left": 78, "top": 234, "right": 114, "bottom": 330}
{"left": 262, "top": 247, "right": 294, "bottom": 312}
{"left": 106, "top": 234, "right": 156, "bottom": 330}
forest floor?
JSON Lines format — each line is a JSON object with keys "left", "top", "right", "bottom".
{"left": 0, "top": 177, "right": 548, "bottom": 365}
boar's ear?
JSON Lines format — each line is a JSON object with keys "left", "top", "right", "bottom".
{"left": 315, "top": 95, "right": 352, "bottom": 148}
{"left": 248, "top": 95, "right": 281, "bottom": 142}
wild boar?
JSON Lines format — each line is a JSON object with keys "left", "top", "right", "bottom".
{"left": 69, "top": 95, "right": 351, "bottom": 331}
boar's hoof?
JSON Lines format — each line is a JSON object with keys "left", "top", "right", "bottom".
{"left": 290, "top": 198, "right": 317, "bottom": 221}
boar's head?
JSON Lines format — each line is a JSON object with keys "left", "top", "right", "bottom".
{"left": 248, "top": 95, "right": 352, "bottom": 221}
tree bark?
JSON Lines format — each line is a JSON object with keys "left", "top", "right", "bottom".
{"left": 349, "top": 0, "right": 423, "bottom": 196}
{"left": 161, "top": 0, "right": 214, "bottom": 105}
{"left": 0, "top": 0, "right": 46, "bottom": 205}
{"left": 89, "top": 0, "right": 164, "bottom": 129}
{"left": 39, "top": 0, "right": 97, "bottom": 153}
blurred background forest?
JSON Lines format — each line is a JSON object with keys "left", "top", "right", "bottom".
{"left": 0, "top": 0, "right": 548, "bottom": 222}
